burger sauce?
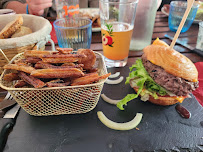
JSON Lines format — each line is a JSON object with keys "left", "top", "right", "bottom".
{"left": 175, "top": 104, "right": 191, "bottom": 119}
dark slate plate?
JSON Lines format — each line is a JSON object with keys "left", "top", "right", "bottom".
{"left": 3, "top": 67, "right": 203, "bottom": 152}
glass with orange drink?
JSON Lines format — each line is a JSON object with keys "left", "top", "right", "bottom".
{"left": 99, "top": 0, "right": 138, "bottom": 67}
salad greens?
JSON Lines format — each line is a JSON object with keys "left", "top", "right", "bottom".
{"left": 117, "top": 59, "right": 168, "bottom": 110}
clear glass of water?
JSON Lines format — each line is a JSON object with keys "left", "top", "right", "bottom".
{"left": 168, "top": 1, "right": 199, "bottom": 33}
{"left": 196, "top": 21, "right": 203, "bottom": 51}
{"left": 130, "top": 0, "right": 157, "bottom": 51}
{"left": 53, "top": 18, "right": 92, "bottom": 50}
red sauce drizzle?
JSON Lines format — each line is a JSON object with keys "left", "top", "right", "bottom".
{"left": 175, "top": 104, "right": 191, "bottom": 119}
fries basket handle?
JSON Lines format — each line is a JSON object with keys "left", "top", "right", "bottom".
{"left": 0, "top": 48, "right": 10, "bottom": 63}
{"left": 35, "top": 35, "right": 56, "bottom": 51}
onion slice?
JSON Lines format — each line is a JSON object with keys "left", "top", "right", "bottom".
{"left": 97, "top": 111, "right": 143, "bottom": 131}
{"left": 101, "top": 93, "right": 120, "bottom": 105}
{"left": 105, "top": 76, "right": 123, "bottom": 84}
{"left": 108, "top": 72, "right": 120, "bottom": 78}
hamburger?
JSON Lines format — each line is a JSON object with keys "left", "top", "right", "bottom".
{"left": 117, "top": 38, "right": 199, "bottom": 110}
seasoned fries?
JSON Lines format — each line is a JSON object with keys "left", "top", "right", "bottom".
{"left": 31, "top": 68, "right": 84, "bottom": 78}
{"left": 46, "top": 79, "right": 70, "bottom": 87}
{"left": 24, "top": 50, "right": 58, "bottom": 58}
{"left": 77, "top": 49, "right": 96, "bottom": 70}
{"left": 3, "top": 48, "right": 110, "bottom": 88}
{"left": 14, "top": 80, "right": 27, "bottom": 88}
{"left": 3, "top": 73, "right": 20, "bottom": 81}
{"left": 35, "top": 61, "right": 84, "bottom": 70}
{"left": 35, "top": 61, "right": 59, "bottom": 69}
{"left": 4, "top": 64, "right": 35, "bottom": 74}
{"left": 41, "top": 54, "right": 86, "bottom": 63}
{"left": 25, "top": 57, "right": 42, "bottom": 64}
{"left": 56, "top": 47, "right": 73, "bottom": 54}
{"left": 71, "top": 73, "right": 111, "bottom": 86}
{"left": 18, "top": 72, "right": 45, "bottom": 88}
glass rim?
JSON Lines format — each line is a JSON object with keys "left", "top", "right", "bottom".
{"left": 53, "top": 17, "right": 92, "bottom": 30}
{"left": 99, "top": 0, "right": 139, "bottom": 5}
{"left": 170, "top": 1, "right": 199, "bottom": 8}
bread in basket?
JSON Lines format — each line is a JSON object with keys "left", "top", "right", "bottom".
{"left": 0, "top": 14, "right": 54, "bottom": 74}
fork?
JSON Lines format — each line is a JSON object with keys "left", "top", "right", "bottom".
{"left": 2, "top": 92, "right": 13, "bottom": 102}
{"left": 0, "top": 92, "right": 15, "bottom": 118}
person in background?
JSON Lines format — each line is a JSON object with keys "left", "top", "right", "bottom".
{"left": 0, "top": 0, "right": 98, "bottom": 17}
{"left": 0, "top": 0, "right": 3, "bottom": 9}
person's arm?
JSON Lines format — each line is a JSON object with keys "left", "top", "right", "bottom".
{"left": 6, "top": 1, "right": 27, "bottom": 14}
{"left": 4, "top": 0, "right": 52, "bottom": 16}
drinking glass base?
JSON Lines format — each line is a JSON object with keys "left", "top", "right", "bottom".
{"left": 104, "top": 56, "right": 128, "bottom": 68}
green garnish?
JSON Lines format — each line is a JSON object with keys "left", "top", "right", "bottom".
{"left": 105, "top": 23, "right": 113, "bottom": 36}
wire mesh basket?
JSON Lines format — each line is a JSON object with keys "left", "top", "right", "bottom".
{"left": 0, "top": 52, "right": 108, "bottom": 116}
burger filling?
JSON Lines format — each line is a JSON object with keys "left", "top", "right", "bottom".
{"left": 117, "top": 58, "right": 198, "bottom": 110}
{"left": 142, "top": 55, "right": 199, "bottom": 96}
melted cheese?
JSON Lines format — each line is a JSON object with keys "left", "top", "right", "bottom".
{"left": 173, "top": 96, "right": 185, "bottom": 103}
{"left": 150, "top": 60, "right": 155, "bottom": 64}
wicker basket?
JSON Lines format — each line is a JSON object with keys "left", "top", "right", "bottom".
{"left": 0, "top": 52, "right": 108, "bottom": 116}
{"left": 0, "top": 14, "right": 54, "bottom": 74}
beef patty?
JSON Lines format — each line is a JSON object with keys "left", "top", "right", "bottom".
{"left": 142, "top": 55, "right": 198, "bottom": 96}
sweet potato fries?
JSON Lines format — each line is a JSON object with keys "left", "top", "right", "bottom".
{"left": 3, "top": 48, "right": 110, "bottom": 88}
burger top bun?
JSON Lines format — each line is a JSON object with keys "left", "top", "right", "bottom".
{"left": 143, "top": 44, "right": 198, "bottom": 82}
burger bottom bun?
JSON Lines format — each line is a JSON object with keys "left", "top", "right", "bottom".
{"left": 133, "top": 87, "right": 184, "bottom": 106}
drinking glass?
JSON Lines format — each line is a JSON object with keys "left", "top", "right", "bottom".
{"left": 99, "top": 0, "right": 138, "bottom": 67}
{"left": 196, "top": 21, "right": 203, "bottom": 51}
{"left": 130, "top": 0, "right": 157, "bottom": 51}
{"left": 55, "top": 0, "right": 79, "bottom": 19}
{"left": 168, "top": 1, "right": 199, "bottom": 33}
{"left": 53, "top": 18, "right": 92, "bottom": 50}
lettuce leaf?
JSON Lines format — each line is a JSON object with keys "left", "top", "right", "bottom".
{"left": 117, "top": 59, "right": 167, "bottom": 110}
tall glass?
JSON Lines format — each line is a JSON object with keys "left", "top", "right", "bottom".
{"left": 55, "top": 0, "right": 79, "bottom": 19}
{"left": 99, "top": 0, "right": 138, "bottom": 67}
{"left": 130, "top": 0, "right": 157, "bottom": 51}
{"left": 196, "top": 22, "right": 203, "bottom": 51}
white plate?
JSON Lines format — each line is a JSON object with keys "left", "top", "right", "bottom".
{"left": 79, "top": 8, "right": 101, "bottom": 32}
{"left": 0, "top": 9, "right": 15, "bottom": 15}
{"left": 161, "top": 5, "right": 202, "bottom": 24}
